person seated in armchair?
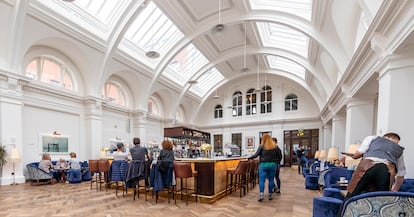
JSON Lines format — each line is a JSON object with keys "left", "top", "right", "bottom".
{"left": 38, "top": 153, "right": 56, "bottom": 184}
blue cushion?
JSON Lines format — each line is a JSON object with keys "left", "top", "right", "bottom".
{"left": 323, "top": 187, "right": 345, "bottom": 200}
{"left": 67, "top": 169, "right": 82, "bottom": 183}
{"left": 313, "top": 196, "right": 342, "bottom": 217}
{"left": 305, "top": 175, "right": 319, "bottom": 190}
{"left": 399, "top": 178, "right": 414, "bottom": 192}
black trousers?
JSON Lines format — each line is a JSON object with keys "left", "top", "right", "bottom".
{"left": 338, "top": 163, "right": 390, "bottom": 216}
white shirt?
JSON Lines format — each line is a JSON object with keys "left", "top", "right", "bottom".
{"left": 358, "top": 135, "right": 406, "bottom": 176}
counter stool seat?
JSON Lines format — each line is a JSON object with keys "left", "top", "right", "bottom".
{"left": 173, "top": 161, "right": 198, "bottom": 205}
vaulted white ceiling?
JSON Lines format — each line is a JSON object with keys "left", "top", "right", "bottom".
{"left": 27, "top": 0, "right": 384, "bottom": 112}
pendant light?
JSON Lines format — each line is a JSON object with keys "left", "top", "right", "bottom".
{"left": 214, "top": 0, "right": 225, "bottom": 34}
{"left": 255, "top": 54, "right": 261, "bottom": 92}
{"left": 145, "top": 2, "right": 160, "bottom": 59}
{"left": 213, "top": 88, "right": 220, "bottom": 99}
{"left": 241, "top": 22, "right": 249, "bottom": 72}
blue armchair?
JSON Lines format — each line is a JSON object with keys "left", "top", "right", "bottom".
{"left": 340, "top": 191, "right": 414, "bottom": 217}
{"left": 26, "top": 163, "right": 54, "bottom": 185}
{"left": 323, "top": 167, "right": 353, "bottom": 189}
{"left": 399, "top": 178, "right": 414, "bottom": 193}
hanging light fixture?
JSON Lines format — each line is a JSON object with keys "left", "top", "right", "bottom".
{"left": 255, "top": 54, "right": 261, "bottom": 92}
{"left": 145, "top": 2, "right": 160, "bottom": 59}
{"left": 214, "top": 0, "right": 225, "bottom": 34}
{"left": 241, "top": 22, "right": 249, "bottom": 72}
{"left": 213, "top": 88, "right": 220, "bottom": 99}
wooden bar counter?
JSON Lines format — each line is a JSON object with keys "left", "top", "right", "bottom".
{"left": 175, "top": 156, "right": 247, "bottom": 203}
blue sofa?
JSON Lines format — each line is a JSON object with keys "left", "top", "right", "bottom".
{"left": 26, "top": 163, "right": 53, "bottom": 185}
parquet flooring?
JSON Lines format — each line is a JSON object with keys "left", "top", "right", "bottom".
{"left": 0, "top": 167, "right": 321, "bottom": 217}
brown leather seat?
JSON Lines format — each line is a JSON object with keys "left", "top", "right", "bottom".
{"left": 97, "top": 159, "right": 110, "bottom": 191}
{"left": 249, "top": 159, "right": 259, "bottom": 189}
{"left": 226, "top": 160, "right": 249, "bottom": 197}
{"left": 173, "top": 161, "right": 198, "bottom": 205}
{"left": 88, "top": 160, "right": 100, "bottom": 190}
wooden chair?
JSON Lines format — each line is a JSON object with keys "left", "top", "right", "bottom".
{"left": 173, "top": 161, "right": 198, "bottom": 205}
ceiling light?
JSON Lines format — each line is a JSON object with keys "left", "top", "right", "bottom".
{"left": 241, "top": 22, "right": 249, "bottom": 73}
{"left": 187, "top": 80, "right": 198, "bottom": 85}
{"left": 254, "top": 54, "right": 261, "bottom": 92}
{"left": 146, "top": 51, "right": 160, "bottom": 58}
{"left": 213, "top": 89, "right": 220, "bottom": 99}
{"left": 146, "top": 2, "right": 160, "bottom": 59}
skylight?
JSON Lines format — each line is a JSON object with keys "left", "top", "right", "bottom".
{"left": 189, "top": 68, "right": 225, "bottom": 97}
{"left": 123, "top": 1, "right": 184, "bottom": 57}
{"left": 267, "top": 55, "right": 306, "bottom": 79}
{"left": 257, "top": 22, "right": 309, "bottom": 58}
{"left": 165, "top": 43, "right": 209, "bottom": 86}
{"left": 249, "top": 0, "right": 312, "bottom": 21}
{"left": 74, "top": 0, "right": 125, "bottom": 24}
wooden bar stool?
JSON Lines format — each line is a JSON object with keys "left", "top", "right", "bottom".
{"left": 173, "top": 161, "right": 198, "bottom": 205}
{"left": 88, "top": 160, "right": 100, "bottom": 190}
{"left": 97, "top": 159, "right": 110, "bottom": 191}
{"left": 226, "top": 160, "right": 249, "bottom": 197}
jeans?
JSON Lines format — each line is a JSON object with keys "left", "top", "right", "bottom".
{"left": 259, "top": 163, "right": 276, "bottom": 193}
{"left": 274, "top": 164, "right": 281, "bottom": 189}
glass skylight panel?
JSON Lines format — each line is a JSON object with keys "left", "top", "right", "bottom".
{"left": 249, "top": 0, "right": 312, "bottom": 21}
{"left": 257, "top": 22, "right": 309, "bottom": 58}
{"left": 124, "top": 1, "right": 183, "bottom": 55}
{"left": 167, "top": 43, "right": 209, "bottom": 82}
{"left": 267, "top": 56, "right": 306, "bottom": 79}
{"left": 74, "top": 0, "right": 126, "bottom": 24}
{"left": 189, "top": 68, "right": 225, "bottom": 97}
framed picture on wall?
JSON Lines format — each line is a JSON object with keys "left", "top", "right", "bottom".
{"left": 39, "top": 134, "right": 69, "bottom": 154}
{"left": 246, "top": 136, "right": 255, "bottom": 148}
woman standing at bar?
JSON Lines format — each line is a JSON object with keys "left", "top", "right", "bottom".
{"left": 248, "top": 134, "right": 279, "bottom": 201}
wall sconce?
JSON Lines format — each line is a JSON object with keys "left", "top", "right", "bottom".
{"left": 297, "top": 129, "right": 304, "bottom": 136}
{"left": 52, "top": 131, "right": 61, "bottom": 136}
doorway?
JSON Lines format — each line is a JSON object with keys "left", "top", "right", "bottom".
{"left": 283, "top": 129, "right": 318, "bottom": 167}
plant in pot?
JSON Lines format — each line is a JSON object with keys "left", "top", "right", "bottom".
{"left": 0, "top": 145, "right": 7, "bottom": 168}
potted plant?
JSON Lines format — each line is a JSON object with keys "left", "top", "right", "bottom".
{"left": 0, "top": 145, "right": 7, "bottom": 167}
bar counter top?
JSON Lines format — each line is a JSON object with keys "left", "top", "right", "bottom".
{"left": 175, "top": 156, "right": 247, "bottom": 162}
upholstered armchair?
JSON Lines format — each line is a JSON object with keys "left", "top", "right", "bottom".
{"left": 399, "top": 178, "right": 414, "bottom": 193}
{"left": 340, "top": 191, "right": 414, "bottom": 217}
{"left": 323, "top": 167, "right": 353, "bottom": 189}
{"left": 26, "top": 163, "right": 53, "bottom": 185}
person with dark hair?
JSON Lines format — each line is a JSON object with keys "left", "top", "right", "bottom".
{"left": 342, "top": 132, "right": 406, "bottom": 199}
{"left": 113, "top": 142, "right": 129, "bottom": 161}
{"left": 295, "top": 145, "right": 304, "bottom": 174}
{"left": 272, "top": 138, "right": 282, "bottom": 193}
{"left": 130, "top": 137, "right": 150, "bottom": 161}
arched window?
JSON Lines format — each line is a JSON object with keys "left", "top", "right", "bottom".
{"left": 148, "top": 96, "right": 161, "bottom": 116}
{"left": 285, "top": 93, "right": 298, "bottom": 111}
{"left": 246, "top": 88, "right": 257, "bottom": 115}
{"left": 260, "top": 85, "right": 272, "bottom": 113}
{"left": 101, "top": 82, "right": 126, "bottom": 106}
{"left": 214, "top": 104, "right": 223, "bottom": 118}
{"left": 232, "top": 91, "right": 242, "bottom": 117}
{"left": 26, "top": 56, "right": 74, "bottom": 90}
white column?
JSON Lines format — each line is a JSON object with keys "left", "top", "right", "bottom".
{"left": 331, "top": 114, "right": 346, "bottom": 150}
{"left": 322, "top": 124, "right": 332, "bottom": 150}
{"left": 377, "top": 66, "right": 414, "bottom": 177}
{"left": 132, "top": 111, "right": 147, "bottom": 144}
{"left": 345, "top": 98, "right": 375, "bottom": 151}
{"left": 85, "top": 99, "right": 103, "bottom": 159}
{"left": 0, "top": 74, "right": 27, "bottom": 185}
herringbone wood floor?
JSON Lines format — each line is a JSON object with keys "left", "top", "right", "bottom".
{"left": 0, "top": 167, "right": 321, "bottom": 217}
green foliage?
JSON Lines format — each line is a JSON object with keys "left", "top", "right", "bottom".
{"left": 0, "top": 146, "right": 7, "bottom": 167}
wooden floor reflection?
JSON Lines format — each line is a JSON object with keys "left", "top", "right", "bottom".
{"left": 0, "top": 167, "right": 321, "bottom": 217}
